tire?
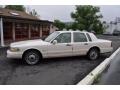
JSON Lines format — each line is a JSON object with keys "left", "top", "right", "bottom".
{"left": 23, "top": 50, "right": 41, "bottom": 65}
{"left": 87, "top": 48, "right": 100, "bottom": 60}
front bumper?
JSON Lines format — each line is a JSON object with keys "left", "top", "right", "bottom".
{"left": 7, "top": 50, "right": 23, "bottom": 59}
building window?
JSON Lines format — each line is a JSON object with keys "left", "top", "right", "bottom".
{"left": 42, "top": 25, "right": 50, "bottom": 38}
{"left": 10, "top": 12, "right": 20, "bottom": 16}
{"left": 15, "top": 23, "right": 29, "bottom": 40}
{"left": 31, "top": 24, "right": 40, "bottom": 39}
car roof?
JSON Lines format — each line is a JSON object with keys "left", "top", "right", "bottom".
{"left": 56, "top": 30, "right": 91, "bottom": 34}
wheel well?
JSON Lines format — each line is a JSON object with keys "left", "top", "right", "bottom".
{"left": 22, "top": 49, "right": 43, "bottom": 59}
{"left": 88, "top": 46, "right": 100, "bottom": 54}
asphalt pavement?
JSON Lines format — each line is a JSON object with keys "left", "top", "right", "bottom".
{"left": 0, "top": 35, "right": 119, "bottom": 85}
{"left": 0, "top": 49, "right": 105, "bottom": 85}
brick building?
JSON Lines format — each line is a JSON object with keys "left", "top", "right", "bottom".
{"left": 0, "top": 8, "right": 55, "bottom": 46}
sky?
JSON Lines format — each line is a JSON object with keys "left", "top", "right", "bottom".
{"left": 27, "top": 5, "right": 120, "bottom": 22}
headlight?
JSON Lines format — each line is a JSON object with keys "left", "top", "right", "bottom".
{"left": 10, "top": 47, "right": 20, "bottom": 52}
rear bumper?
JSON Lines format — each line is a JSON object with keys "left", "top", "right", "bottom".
{"left": 7, "top": 50, "right": 23, "bottom": 59}
{"left": 101, "top": 47, "right": 113, "bottom": 54}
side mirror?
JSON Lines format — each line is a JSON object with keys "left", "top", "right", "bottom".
{"left": 52, "top": 40, "right": 57, "bottom": 45}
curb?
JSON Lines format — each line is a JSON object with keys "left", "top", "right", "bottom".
{"left": 0, "top": 46, "right": 9, "bottom": 49}
{"left": 77, "top": 47, "right": 120, "bottom": 85}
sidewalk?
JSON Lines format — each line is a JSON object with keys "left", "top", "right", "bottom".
{"left": 98, "top": 48, "right": 120, "bottom": 85}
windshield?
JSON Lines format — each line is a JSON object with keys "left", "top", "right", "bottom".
{"left": 45, "top": 31, "right": 60, "bottom": 42}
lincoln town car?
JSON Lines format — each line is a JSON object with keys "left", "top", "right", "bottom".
{"left": 7, "top": 31, "right": 113, "bottom": 65}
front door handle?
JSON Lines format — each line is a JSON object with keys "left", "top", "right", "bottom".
{"left": 66, "top": 44, "right": 72, "bottom": 46}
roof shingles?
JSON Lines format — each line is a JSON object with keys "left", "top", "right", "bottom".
{"left": 0, "top": 8, "right": 53, "bottom": 24}
{"left": 0, "top": 8, "right": 39, "bottom": 20}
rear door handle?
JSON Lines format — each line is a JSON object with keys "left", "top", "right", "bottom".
{"left": 66, "top": 44, "right": 72, "bottom": 46}
{"left": 84, "top": 43, "right": 88, "bottom": 45}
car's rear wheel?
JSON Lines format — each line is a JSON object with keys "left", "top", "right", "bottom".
{"left": 87, "top": 48, "right": 100, "bottom": 60}
{"left": 23, "top": 50, "right": 41, "bottom": 65}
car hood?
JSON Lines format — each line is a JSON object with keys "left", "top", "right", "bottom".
{"left": 10, "top": 39, "right": 49, "bottom": 47}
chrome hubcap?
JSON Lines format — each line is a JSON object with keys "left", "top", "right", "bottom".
{"left": 28, "top": 54, "right": 36, "bottom": 62}
{"left": 26, "top": 53, "right": 39, "bottom": 65}
{"left": 90, "top": 51, "right": 98, "bottom": 60}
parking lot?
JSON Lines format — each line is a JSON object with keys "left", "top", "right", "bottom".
{"left": 0, "top": 35, "right": 120, "bottom": 85}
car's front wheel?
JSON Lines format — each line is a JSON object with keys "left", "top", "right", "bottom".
{"left": 23, "top": 50, "right": 41, "bottom": 65}
{"left": 87, "top": 48, "right": 100, "bottom": 60}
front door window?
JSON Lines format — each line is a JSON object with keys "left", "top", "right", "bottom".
{"left": 54, "top": 33, "right": 71, "bottom": 43}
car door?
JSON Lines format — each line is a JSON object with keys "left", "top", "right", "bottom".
{"left": 47, "top": 32, "right": 73, "bottom": 58}
{"left": 72, "top": 32, "right": 90, "bottom": 56}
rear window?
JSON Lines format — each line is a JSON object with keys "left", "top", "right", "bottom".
{"left": 86, "top": 33, "right": 92, "bottom": 41}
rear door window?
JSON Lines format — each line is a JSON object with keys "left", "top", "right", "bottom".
{"left": 73, "top": 32, "right": 87, "bottom": 42}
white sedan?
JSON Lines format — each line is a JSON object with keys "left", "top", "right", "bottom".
{"left": 7, "top": 31, "right": 113, "bottom": 65}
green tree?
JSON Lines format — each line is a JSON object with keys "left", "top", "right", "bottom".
{"left": 5, "top": 5, "right": 25, "bottom": 12}
{"left": 29, "top": 9, "right": 40, "bottom": 18}
{"left": 71, "top": 5, "right": 103, "bottom": 34}
{"left": 53, "top": 20, "right": 65, "bottom": 30}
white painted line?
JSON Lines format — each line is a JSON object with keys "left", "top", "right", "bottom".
{"left": 77, "top": 47, "right": 120, "bottom": 85}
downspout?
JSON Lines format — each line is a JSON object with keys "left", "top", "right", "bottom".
{"left": 0, "top": 17, "right": 4, "bottom": 46}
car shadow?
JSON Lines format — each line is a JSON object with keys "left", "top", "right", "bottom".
{"left": 8, "top": 54, "right": 109, "bottom": 66}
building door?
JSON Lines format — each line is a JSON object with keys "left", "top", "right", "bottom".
{"left": 3, "top": 22, "right": 13, "bottom": 42}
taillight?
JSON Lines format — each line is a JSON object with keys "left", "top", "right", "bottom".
{"left": 111, "top": 42, "right": 112, "bottom": 47}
